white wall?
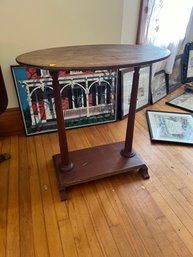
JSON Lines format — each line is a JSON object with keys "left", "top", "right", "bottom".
{"left": 121, "top": 0, "right": 140, "bottom": 43}
{"left": 1, "top": 0, "right": 141, "bottom": 108}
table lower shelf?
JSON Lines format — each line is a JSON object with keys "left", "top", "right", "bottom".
{"left": 53, "top": 141, "right": 149, "bottom": 200}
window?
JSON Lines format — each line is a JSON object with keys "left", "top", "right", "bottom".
{"left": 137, "top": 0, "right": 193, "bottom": 74}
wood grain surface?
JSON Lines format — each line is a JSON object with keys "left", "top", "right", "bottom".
{"left": 16, "top": 44, "right": 170, "bottom": 71}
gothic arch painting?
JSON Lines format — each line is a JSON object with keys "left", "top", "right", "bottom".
{"left": 11, "top": 66, "right": 117, "bottom": 136}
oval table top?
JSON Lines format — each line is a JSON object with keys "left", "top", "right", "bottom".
{"left": 16, "top": 44, "right": 170, "bottom": 71}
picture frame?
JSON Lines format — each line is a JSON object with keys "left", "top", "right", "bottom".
{"left": 119, "top": 65, "right": 151, "bottom": 119}
{"left": 146, "top": 110, "right": 193, "bottom": 145}
{"left": 166, "top": 91, "right": 193, "bottom": 112}
{"left": 11, "top": 65, "right": 118, "bottom": 136}
{"left": 168, "top": 54, "right": 183, "bottom": 93}
{"left": 151, "top": 70, "right": 168, "bottom": 104}
{"left": 181, "top": 42, "right": 193, "bottom": 84}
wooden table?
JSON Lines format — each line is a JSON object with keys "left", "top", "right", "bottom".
{"left": 16, "top": 44, "right": 170, "bottom": 200}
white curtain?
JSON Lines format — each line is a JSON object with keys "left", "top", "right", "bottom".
{"left": 144, "top": 0, "right": 193, "bottom": 74}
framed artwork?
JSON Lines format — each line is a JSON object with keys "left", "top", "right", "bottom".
{"left": 11, "top": 65, "right": 118, "bottom": 136}
{"left": 166, "top": 91, "right": 193, "bottom": 112}
{"left": 151, "top": 70, "right": 168, "bottom": 104}
{"left": 168, "top": 54, "right": 183, "bottom": 92}
{"left": 181, "top": 42, "right": 193, "bottom": 84}
{"left": 146, "top": 110, "right": 193, "bottom": 145}
{"left": 119, "top": 65, "right": 151, "bottom": 119}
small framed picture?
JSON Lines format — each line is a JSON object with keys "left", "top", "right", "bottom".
{"left": 11, "top": 65, "right": 118, "bottom": 136}
{"left": 146, "top": 110, "right": 193, "bottom": 145}
{"left": 168, "top": 54, "right": 183, "bottom": 93}
{"left": 119, "top": 65, "right": 151, "bottom": 119}
{"left": 151, "top": 70, "right": 167, "bottom": 104}
{"left": 166, "top": 91, "right": 193, "bottom": 112}
{"left": 181, "top": 42, "right": 193, "bottom": 84}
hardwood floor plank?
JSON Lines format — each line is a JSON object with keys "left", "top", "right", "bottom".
{"left": 111, "top": 176, "right": 165, "bottom": 257}
{"left": 67, "top": 191, "right": 94, "bottom": 257}
{"left": 101, "top": 179, "right": 151, "bottom": 257}
{"left": 145, "top": 181, "right": 193, "bottom": 256}
{"left": 94, "top": 181, "right": 120, "bottom": 227}
{"left": 82, "top": 183, "right": 122, "bottom": 257}
{"left": 19, "top": 136, "right": 35, "bottom": 257}
{"left": 95, "top": 180, "right": 149, "bottom": 256}
{"left": 71, "top": 185, "right": 106, "bottom": 257}
{"left": 6, "top": 136, "right": 20, "bottom": 257}
{"left": 110, "top": 224, "right": 136, "bottom": 257}
{"left": 45, "top": 133, "right": 69, "bottom": 221}
{"left": 34, "top": 135, "right": 64, "bottom": 257}
{"left": 68, "top": 127, "right": 92, "bottom": 150}
{"left": 146, "top": 172, "right": 193, "bottom": 256}
{"left": 27, "top": 137, "right": 50, "bottom": 257}
{"left": 58, "top": 218, "right": 79, "bottom": 257}
{"left": 130, "top": 177, "right": 187, "bottom": 257}
{"left": 0, "top": 137, "right": 10, "bottom": 257}
{"left": 70, "top": 188, "right": 106, "bottom": 257}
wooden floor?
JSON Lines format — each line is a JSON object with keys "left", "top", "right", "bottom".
{"left": 1, "top": 87, "right": 193, "bottom": 257}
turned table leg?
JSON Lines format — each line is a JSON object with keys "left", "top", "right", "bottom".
{"left": 121, "top": 67, "right": 140, "bottom": 158}
{"left": 120, "top": 67, "right": 149, "bottom": 179}
{"left": 49, "top": 70, "right": 74, "bottom": 172}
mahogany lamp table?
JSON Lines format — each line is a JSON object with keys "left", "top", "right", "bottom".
{"left": 16, "top": 44, "right": 170, "bottom": 200}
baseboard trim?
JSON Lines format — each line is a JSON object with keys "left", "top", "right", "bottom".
{"left": 0, "top": 107, "right": 25, "bottom": 136}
